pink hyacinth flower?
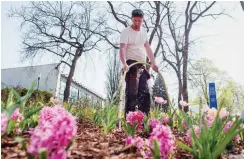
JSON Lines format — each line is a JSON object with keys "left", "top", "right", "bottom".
{"left": 11, "top": 108, "right": 24, "bottom": 121}
{"left": 234, "top": 135, "right": 241, "bottom": 143}
{"left": 49, "top": 149, "right": 67, "bottom": 159}
{"left": 186, "top": 125, "right": 200, "bottom": 144}
{"left": 206, "top": 115, "right": 215, "bottom": 127}
{"left": 208, "top": 108, "right": 218, "bottom": 118}
{"left": 224, "top": 121, "right": 240, "bottom": 143}
{"left": 1, "top": 113, "right": 8, "bottom": 134}
{"left": 125, "top": 136, "right": 143, "bottom": 150}
{"left": 182, "top": 119, "right": 187, "bottom": 128}
{"left": 162, "top": 117, "right": 170, "bottom": 125}
{"left": 149, "top": 119, "right": 161, "bottom": 129}
{"left": 224, "top": 121, "right": 233, "bottom": 133}
{"left": 219, "top": 108, "right": 229, "bottom": 119}
{"left": 126, "top": 111, "right": 144, "bottom": 130}
{"left": 149, "top": 124, "right": 175, "bottom": 158}
{"left": 28, "top": 106, "right": 77, "bottom": 158}
{"left": 155, "top": 97, "right": 167, "bottom": 105}
{"left": 179, "top": 100, "right": 188, "bottom": 107}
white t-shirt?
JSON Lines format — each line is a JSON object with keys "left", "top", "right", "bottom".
{"left": 120, "top": 27, "right": 148, "bottom": 62}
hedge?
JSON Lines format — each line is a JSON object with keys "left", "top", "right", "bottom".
{"left": 1, "top": 86, "right": 53, "bottom": 106}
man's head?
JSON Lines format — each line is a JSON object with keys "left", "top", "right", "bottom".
{"left": 131, "top": 9, "right": 144, "bottom": 29}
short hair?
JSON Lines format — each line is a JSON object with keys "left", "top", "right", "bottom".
{"left": 132, "top": 9, "right": 144, "bottom": 18}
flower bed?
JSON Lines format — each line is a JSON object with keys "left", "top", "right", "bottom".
{"left": 1, "top": 85, "right": 244, "bottom": 159}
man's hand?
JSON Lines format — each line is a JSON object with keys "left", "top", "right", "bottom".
{"left": 151, "top": 64, "right": 159, "bottom": 72}
{"left": 123, "top": 64, "right": 129, "bottom": 73}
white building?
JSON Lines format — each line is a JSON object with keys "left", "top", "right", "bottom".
{"left": 1, "top": 63, "right": 105, "bottom": 105}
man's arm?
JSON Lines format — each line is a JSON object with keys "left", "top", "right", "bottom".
{"left": 144, "top": 41, "right": 156, "bottom": 65}
{"left": 144, "top": 41, "right": 159, "bottom": 72}
{"left": 120, "top": 43, "right": 127, "bottom": 66}
{"left": 120, "top": 43, "right": 129, "bottom": 72}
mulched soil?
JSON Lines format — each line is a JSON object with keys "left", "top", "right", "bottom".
{"left": 1, "top": 119, "right": 244, "bottom": 159}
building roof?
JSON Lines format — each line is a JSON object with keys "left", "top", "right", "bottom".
{"left": 1, "top": 63, "right": 59, "bottom": 70}
{"left": 61, "top": 74, "right": 105, "bottom": 100}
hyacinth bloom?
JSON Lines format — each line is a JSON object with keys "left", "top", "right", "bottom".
{"left": 203, "top": 107, "right": 229, "bottom": 128}
{"left": 49, "top": 149, "right": 67, "bottom": 159}
{"left": 125, "top": 136, "right": 143, "bottom": 150}
{"left": 206, "top": 115, "right": 215, "bottom": 128}
{"left": 224, "top": 121, "right": 233, "bottom": 133}
{"left": 179, "top": 100, "right": 188, "bottom": 107}
{"left": 224, "top": 121, "right": 240, "bottom": 143}
{"left": 202, "top": 107, "right": 217, "bottom": 128}
{"left": 149, "top": 124, "right": 175, "bottom": 159}
{"left": 208, "top": 108, "right": 218, "bottom": 118}
{"left": 27, "top": 122, "right": 54, "bottom": 155}
{"left": 38, "top": 106, "right": 69, "bottom": 126}
{"left": 149, "top": 119, "right": 160, "bottom": 129}
{"left": 182, "top": 119, "right": 187, "bottom": 128}
{"left": 234, "top": 135, "right": 241, "bottom": 143}
{"left": 155, "top": 97, "right": 167, "bottom": 105}
{"left": 126, "top": 111, "right": 144, "bottom": 130}
{"left": 162, "top": 117, "right": 170, "bottom": 125}
{"left": 186, "top": 125, "right": 200, "bottom": 144}
{"left": 202, "top": 106, "right": 229, "bottom": 119}
{"left": 28, "top": 106, "right": 77, "bottom": 158}
{"left": 10, "top": 108, "right": 24, "bottom": 134}
{"left": 1, "top": 113, "right": 8, "bottom": 134}
{"left": 219, "top": 108, "right": 229, "bottom": 119}
{"left": 11, "top": 108, "right": 24, "bottom": 121}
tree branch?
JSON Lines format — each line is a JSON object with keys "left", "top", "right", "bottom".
{"left": 107, "top": 1, "right": 128, "bottom": 27}
{"left": 192, "top": 2, "right": 216, "bottom": 23}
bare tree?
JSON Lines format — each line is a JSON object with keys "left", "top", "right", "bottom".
{"left": 106, "top": 49, "right": 121, "bottom": 104}
{"left": 159, "top": 1, "right": 227, "bottom": 111}
{"left": 9, "top": 1, "right": 105, "bottom": 101}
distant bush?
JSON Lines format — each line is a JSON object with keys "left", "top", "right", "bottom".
{"left": 1, "top": 86, "right": 52, "bottom": 106}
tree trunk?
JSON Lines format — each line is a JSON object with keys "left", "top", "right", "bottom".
{"left": 63, "top": 47, "right": 83, "bottom": 102}
{"left": 177, "top": 72, "right": 183, "bottom": 110}
{"left": 182, "top": 32, "right": 189, "bottom": 112}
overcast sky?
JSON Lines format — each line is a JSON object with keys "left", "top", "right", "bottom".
{"left": 1, "top": 1, "right": 244, "bottom": 100}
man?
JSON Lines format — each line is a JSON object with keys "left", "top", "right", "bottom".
{"left": 120, "top": 9, "right": 159, "bottom": 118}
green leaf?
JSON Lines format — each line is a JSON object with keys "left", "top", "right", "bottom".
{"left": 12, "top": 88, "right": 21, "bottom": 103}
{"left": 32, "top": 114, "right": 39, "bottom": 122}
{"left": 7, "top": 89, "right": 14, "bottom": 107}
{"left": 1, "top": 101, "right": 5, "bottom": 112}
{"left": 213, "top": 121, "right": 243, "bottom": 158}
{"left": 39, "top": 149, "right": 48, "bottom": 159}
{"left": 6, "top": 81, "right": 36, "bottom": 119}
{"left": 6, "top": 103, "right": 21, "bottom": 119}
{"left": 152, "top": 140, "right": 160, "bottom": 159}
{"left": 176, "top": 140, "right": 194, "bottom": 153}
{"left": 24, "top": 106, "right": 43, "bottom": 119}
{"left": 7, "top": 119, "right": 16, "bottom": 133}
{"left": 189, "top": 127, "right": 198, "bottom": 157}
{"left": 19, "top": 119, "right": 27, "bottom": 130}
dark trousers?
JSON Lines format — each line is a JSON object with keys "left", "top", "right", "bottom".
{"left": 125, "top": 60, "right": 151, "bottom": 118}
